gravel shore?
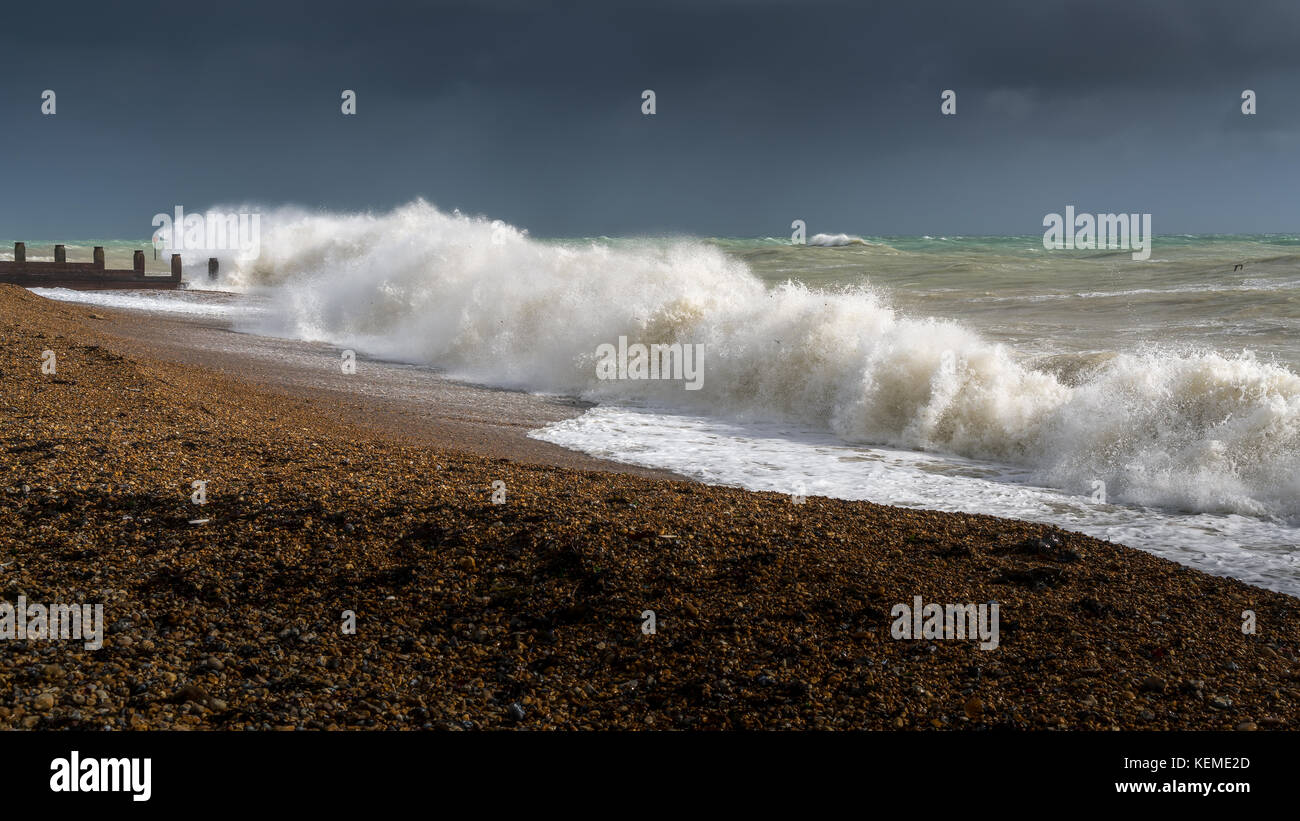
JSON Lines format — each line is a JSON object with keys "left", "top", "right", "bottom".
{"left": 2, "top": 284, "right": 1298, "bottom": 730}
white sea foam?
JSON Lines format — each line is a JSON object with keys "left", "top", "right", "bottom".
{"left": 28, "top": 288, "right": 262, "bottom": 319}
{"left": 531, "top": 407, "right": 1300, "bottom": 596}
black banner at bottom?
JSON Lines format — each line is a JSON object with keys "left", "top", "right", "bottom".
{"left": 7, "top": 730, "right": 1283, "bottom": 809}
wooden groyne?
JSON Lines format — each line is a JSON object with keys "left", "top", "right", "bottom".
{"left": 0, "top": 243, "right": 182, "bottom": 290}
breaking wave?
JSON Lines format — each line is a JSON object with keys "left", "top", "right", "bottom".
{"left": 808, "top": 233, "right": 870, "bottom": 246}
{"left": 219, "top": 200, "right": 1300, "bottom": 521}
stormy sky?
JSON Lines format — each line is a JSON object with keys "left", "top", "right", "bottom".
{"left": 1, "top": 0, "right": 1298, "bottom": 238}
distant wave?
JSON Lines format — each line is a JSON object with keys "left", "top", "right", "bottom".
{"left": 962, "top": 278, "right": 1300, "bottom": 303}
{"left": 808, "top": 233, "right": 869, "bottom": 247}
{"left": 220, "top": 200, "right": 1300, "bottom": 522}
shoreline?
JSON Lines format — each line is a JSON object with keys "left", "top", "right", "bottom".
{"left": 41, "top": 288, "right": 682, "bottom": 481}
{"left": 2, "top": 284, "right": 1299, "bottom": 730}
{"left": 51, "top": 287, "right": 1300, "bottom": 597}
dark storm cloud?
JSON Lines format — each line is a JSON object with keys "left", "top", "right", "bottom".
{"left": 1, "top": 0, "right": 1298, "bottom": 238}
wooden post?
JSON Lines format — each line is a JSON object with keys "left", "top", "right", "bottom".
{"left": 208, "top": 257, "right": 219, "bottom": 279}
{"left": 14, "top": 242, "right": 25, "bottom": 264}
{"left": 171, "top": 253, "right": 182, "bottom": 280}
{"left": 93, "top": 247, "right": 105, "bottom": 269}
{"left": 54, "top": 244, "right": 66, "bottom": 263}
{"left": 133, "top": 250, "right": 145, "bottom": 273}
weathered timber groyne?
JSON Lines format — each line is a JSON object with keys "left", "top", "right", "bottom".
{"left": 0, "top": 243, "right": 182, "bottom": 290}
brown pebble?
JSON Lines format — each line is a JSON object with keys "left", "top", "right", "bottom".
{"left": 172, "top": 684, "right": 211, "bottom": 705}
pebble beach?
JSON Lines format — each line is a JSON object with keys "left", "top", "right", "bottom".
{"left": 2, "top": 284, "right": 1299, "bottom": 731}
